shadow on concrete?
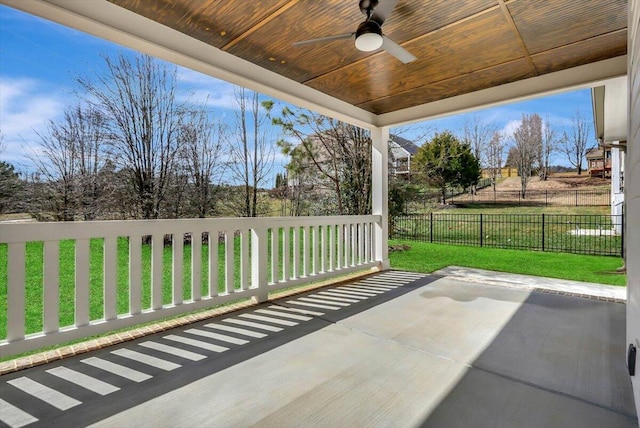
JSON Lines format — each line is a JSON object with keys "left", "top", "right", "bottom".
{"left": 418, "top": 288, "right": 637, "bottom": 427}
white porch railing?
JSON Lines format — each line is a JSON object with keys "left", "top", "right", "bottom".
{"left": 0, "top": 215, "right": 381, "bottom": 357}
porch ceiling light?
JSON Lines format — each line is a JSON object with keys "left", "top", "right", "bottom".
{"left": 355, "top": 20, "right": 383, "bottom": 52}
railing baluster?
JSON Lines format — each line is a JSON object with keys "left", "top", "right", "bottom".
{"left": 364, "top": 222, "right": 370, "bottom": 263}
{"left": 173, "top": 233, "right": 184, "bottom": 305}
{"left": 337, "top": 224, "right": 343, "bottom": 269}
{"left": 329, "top": 224, "right": 335, "bottom": 271}
{"left": 75, "top": 239, "right": 90, "bottom": 327}
{"left": 352, "top": 224, "right": 358, "bottom": 265}
{"left": 7, "top": 242, "right": 25, "bottom": 342}
{"left": 370, "top": 221, "right": 376, "bottom": 263}
{"left": 283, "top": 226, "right": 290, "bottom": 281}
{"left": 225, "top": 230, "right": 234, "bottom": 294}
{"left": 312, "top": 226, "right": 318, "bottom": 275}
{"left": 358, "top": 223, "right": 364, "bottom": 264}
{"left": 320, "top": 225, "right": 327, "bottom": 273}
{"left": 240, "top": 229, "right": 249, "bottom": 291}
{"left": 43, "top": 241, "right": 59, "bottom": 334}
{"left": 293, "top": 226, "right": 300, "bottom": 279}
{"left": 129, "top": 236, "right": 142, "bottom": 315}
{"left": 302, "top": 226, "right": 309, "bottom": 277}
{"left": 344, "top": 223, "right": 351, "bottom": 267}
{"left": 208, "top": 231, "right": 219, "bottom": 297}
{"left": 151, "top": 234, "right": 164, "bottom": 310}
{"left": 192, "top": 232, "right": 202, "bottom": 301}
{"left": 103, "top": 237, "right": 117, "bottom": 320}
{"left": 271, "top": 227, "right": 279, "bottom": 283}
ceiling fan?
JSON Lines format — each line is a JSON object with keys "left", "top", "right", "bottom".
{"left": 293, "top": 0, "right": 416, "bottom": 64}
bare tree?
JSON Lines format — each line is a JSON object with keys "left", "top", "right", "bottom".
{"left": 539, "top": 116, "right": 559, "bottom": 181}
{"left": 62, "top": 105, "right": 108, "bottom": 220}
{"left": 225, "top": 87, "right": 275, "bottom": 217}
{"left": 485, "top": 131, "right": 504, "bottom": 191}
{"left": 30, "top": 105, "right": 107, "bottom": 220}
{"left": 77, "top": 53, "right": 187, "bottom": 219}
{"left": 511, "top": 114, "right": 542, "bottom": 198}
{"left": 272, "top": 108, "right": 372, "bottom": 215}
{"left": 560, "top": 111, "right": 591, "bottom": 175}
{"left": 460, "top": 115, "right": 496, "bottom": 167}
{"left": 177, "top": 108, "right": 226, "bottom": 218}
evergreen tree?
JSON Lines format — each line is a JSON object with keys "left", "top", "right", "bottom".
{"left": 414, "top": 131, "right": 481, "bottom": 203}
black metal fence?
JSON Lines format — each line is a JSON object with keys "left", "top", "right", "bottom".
{"left": 448, "top": 189, "right": 610, "bottom": 206}
{"left": 390, "top": 213, "right": 623, "bottom": 256}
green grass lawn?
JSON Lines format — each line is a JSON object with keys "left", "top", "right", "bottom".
{"left": 389, "top": 240, "right": 626, "bottom": 286}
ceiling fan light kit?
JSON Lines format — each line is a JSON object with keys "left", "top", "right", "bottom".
{"left": 355, "top": 21, "right": 383, "bottom": 52}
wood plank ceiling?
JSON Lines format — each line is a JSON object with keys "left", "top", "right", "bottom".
{"left": 108, "top": 0, "right": 627, "bottom": 115}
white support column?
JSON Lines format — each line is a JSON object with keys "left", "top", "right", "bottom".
{"left": 371, "top": 126, "right": 390, "bottom": 270}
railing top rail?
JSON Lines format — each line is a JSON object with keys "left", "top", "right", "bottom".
{"left": 0, "top": 215, "right": 381, "bottom": 244}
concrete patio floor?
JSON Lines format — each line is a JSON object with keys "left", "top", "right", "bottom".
{"left": 0, "top": 269, "right": 636, "bottom": 427}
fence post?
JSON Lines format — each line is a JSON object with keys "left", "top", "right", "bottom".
{"left": 480, "top": 214, "right": 483, "bottom": 247}
{"left": 430, "top": 212, "right": 433, "bottom": 243}
{"left": 575, "top": 190, "right": 578, "bottom": 206}
{"left": 621, "top": 209, "right": 625, "bottom": 259}
{"left": 541, "top": 213, "right": 545, "bottom": 252}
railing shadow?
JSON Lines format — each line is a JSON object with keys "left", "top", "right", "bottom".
{"left": 0, "top": 271, "right": 437, "bottom": 427}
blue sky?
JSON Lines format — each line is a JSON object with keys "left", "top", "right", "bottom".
{"left": 0, "top": 5, "right": 596, "bottom": 176}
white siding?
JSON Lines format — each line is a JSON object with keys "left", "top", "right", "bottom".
{"left": 627, "top": 0, "right": 640, "bottom": 413}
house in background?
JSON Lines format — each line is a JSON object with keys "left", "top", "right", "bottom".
{"left": 388, "top": 134, "right": 419, "bottom": 180}
{"left": 586, "top": 146, "right": 612, "bottom": 177}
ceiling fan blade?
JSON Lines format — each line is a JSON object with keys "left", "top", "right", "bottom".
{"left": 381, "top": 35, "right": 416, "bottom": 63}
{"left": 293, "top": 33, "right": 353, "bottom": 47}
{"left": 370, "top": 0, "right": 399, "bottom": 26}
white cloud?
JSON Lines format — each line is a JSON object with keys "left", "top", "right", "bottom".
{"left": 176, "top": 68, "right": 220, "bottom": 85}
{"left": 176, "top": 67, "right": 241, "bottom": 110}
{"left": 180, "top": 88, "right": 238, "bottom": 110}
{"left": 500, "top": 119, "right": 521, "bottom": 140}
{"left": 0, "top": 77, "right": 66, "bottom": 167}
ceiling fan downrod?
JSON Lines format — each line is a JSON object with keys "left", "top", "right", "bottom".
{"left": 359, "top": 0, "right": 379, "bottom": 19}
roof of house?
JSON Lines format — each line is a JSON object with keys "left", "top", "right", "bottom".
{"left": 389, "top": 134, "right": 419, "bottom": 155}
{"left": 586, "top": 147, "right": 609, "bottom": 159}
